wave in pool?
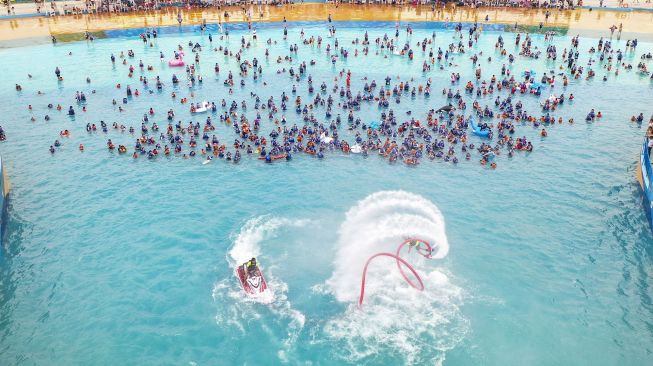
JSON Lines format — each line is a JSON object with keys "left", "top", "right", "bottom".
{"left": 323, "top": 191, "right": 468, "bottom": 365}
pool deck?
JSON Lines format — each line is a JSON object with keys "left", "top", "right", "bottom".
{"left": 1, "top": 2, "right": 653, "bottom": 47}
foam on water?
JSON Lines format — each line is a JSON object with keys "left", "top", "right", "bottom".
{"left": 213, "top": 216, "right": 307, "bottom": 362}
{"left": 327, "top": 190, "right": 450, "bottom": 302}
{"left": 324, "top": 191, "right": 468, "bottom": 364}
{"left": 228, "top": 216, "right": 290, "bottom": 266}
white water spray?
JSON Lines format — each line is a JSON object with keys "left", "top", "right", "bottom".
{"left": 323, "top": 191, "right": 468, "bottom": 365}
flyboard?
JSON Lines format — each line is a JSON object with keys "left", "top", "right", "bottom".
{"left": 236, "top": 261, "right": 269, "bottom": 297}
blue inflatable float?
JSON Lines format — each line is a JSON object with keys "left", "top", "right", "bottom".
{"left": 470, "top": 118, "right": 490, "bottom": 138}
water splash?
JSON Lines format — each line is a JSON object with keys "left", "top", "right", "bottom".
{"left": 213, "top": 216, "right": 307, "bottom": 362}
{"left": 227, "top": 216, "right": 306, "bottom": 266}
{"left": 323, "top": 191, "right": 468, "bottom": 365}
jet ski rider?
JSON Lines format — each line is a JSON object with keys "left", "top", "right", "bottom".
{"left": 246, "top": 257, "right": 257, "bottom": 277}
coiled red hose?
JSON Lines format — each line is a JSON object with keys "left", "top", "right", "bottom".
{"left": 358, "top": 238, "right": 433, "bottom": 308}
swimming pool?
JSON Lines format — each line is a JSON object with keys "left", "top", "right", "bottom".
{"left": 0, "top": 20, "right": 652, "bottom": 365}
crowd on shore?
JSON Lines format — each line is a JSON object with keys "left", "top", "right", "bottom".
{"left": 5, "top": 0, "right": 649, "bottom": 18}
{"left": 2, "top": 0, "right": 296, "bottom": 17}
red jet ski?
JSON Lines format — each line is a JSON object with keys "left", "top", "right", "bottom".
{"left": 236, "top": 258, "right": 269, "bottom": 296}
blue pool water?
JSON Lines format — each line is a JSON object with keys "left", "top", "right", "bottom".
{"left": 0, "top": 21, "right": 652, "bottom": 365}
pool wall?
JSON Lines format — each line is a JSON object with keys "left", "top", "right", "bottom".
{"left": 102, "top": 20, "right": 510, "bottom": 39}
{"left": 0, "top": 156, "right": 7, "bottom": 246}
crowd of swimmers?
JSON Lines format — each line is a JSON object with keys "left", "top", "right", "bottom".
{"left": 11, "top": 20, "right": 652, "bottom": 168}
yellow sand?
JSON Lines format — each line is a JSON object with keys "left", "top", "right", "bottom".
{"left": 1, "top": 4, "right": 653, "bottom": 42}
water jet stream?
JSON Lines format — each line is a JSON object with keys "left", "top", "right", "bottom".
{"left": 358, "top": 238, "right": 433, "bottom": 308}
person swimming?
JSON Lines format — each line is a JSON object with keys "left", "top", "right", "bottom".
{"left": 32, "top": 24, "right": 624, "bottom": 172}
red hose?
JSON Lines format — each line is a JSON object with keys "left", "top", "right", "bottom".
{"left": 358, "top": 238, "right": 433, "bottom": 308}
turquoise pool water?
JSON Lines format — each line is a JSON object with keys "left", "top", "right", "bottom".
{"left": 0, "top": 21, "right": 652, "bottom": 365}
